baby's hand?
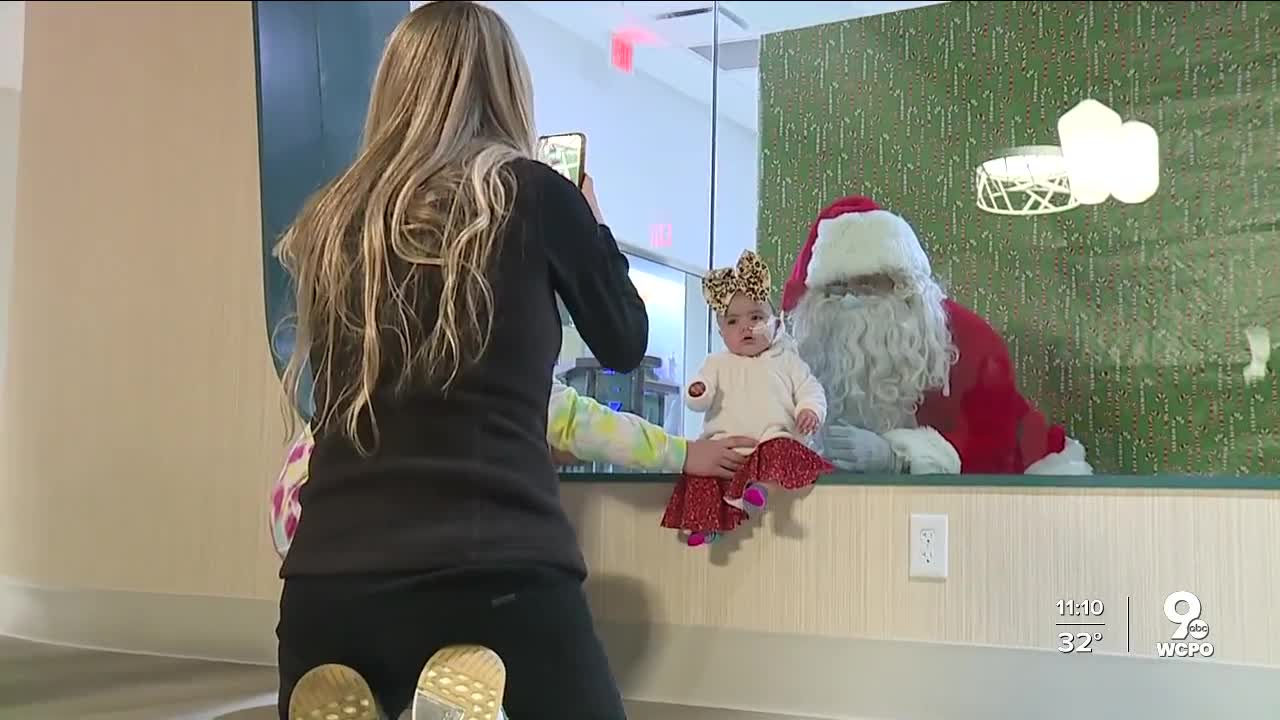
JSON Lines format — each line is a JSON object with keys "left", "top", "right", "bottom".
{"left": 796, "top": 409, "right": 820, "bottom": 435}
{"left": 688, "top": 382, "right": 707, "bottom": 398}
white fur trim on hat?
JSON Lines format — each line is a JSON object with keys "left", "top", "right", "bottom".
{"left": 806, "top": 209, "right": 932, "bottom": 287}
{"left": 883, "top": 426, "right": 961, "bottom": 474}
{"left": 1024, "top": 438, "right": 1094, "bottom": 476}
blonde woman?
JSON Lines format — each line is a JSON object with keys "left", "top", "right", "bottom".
{"left": 271, "top": 383, "right": 753, "bottom": 720}
{"left": 272, "top": 3, "right": 661, "bottom": 718}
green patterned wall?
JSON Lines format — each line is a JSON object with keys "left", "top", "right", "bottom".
{"left": 757, "top": 1, "right": 1280, "bottom": 475}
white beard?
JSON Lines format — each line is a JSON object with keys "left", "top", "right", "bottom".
{"left": 790, "top": 277, "right": 958, "bottom": 434}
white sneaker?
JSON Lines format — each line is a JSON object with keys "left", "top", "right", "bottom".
{"left": 288, "top": 664, "right": 380, "bottom": 720}
{"left": 412, "top": 645, "right": 507, "bottom": 720}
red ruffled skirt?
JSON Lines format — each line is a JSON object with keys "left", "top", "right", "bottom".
{"left": 660, "top": 437, "right": 835, "bottom": 534}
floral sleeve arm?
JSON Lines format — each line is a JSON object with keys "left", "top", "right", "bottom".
{"left": 547, "top": 381, "right": 686, "bottom": 472}
{"left": 269, "top": 426, "right": 313, "bottom": 560}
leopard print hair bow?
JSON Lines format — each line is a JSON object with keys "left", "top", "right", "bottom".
{"left": 702, "top": 250, "right": 772, "bottom": 315}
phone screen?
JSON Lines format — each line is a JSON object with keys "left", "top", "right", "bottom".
{"left": 536, "top": 133, "right": 586, "bottom": 187}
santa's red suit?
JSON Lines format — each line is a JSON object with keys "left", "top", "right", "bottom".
{"left": 782, "top": 195, "right": 1092, "bottom": 475}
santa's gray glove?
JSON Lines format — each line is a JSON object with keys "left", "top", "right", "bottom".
{"left": 820, "top": 422, "right": 899, "bottom": 473}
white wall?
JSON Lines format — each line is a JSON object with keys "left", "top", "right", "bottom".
{"left": 478, "top": 0, "right": 760, "bottom": 438}
{"left": 0, "top": 1, "right": 23, "bottom": 389}
{"left": 0, "top": 1, "right": 22, "bottom": 91}
{"left": 475, "top": 0, "right": 760, "bottom": 273}
{"left": 0, "top": 91, "right": 16, "bottom": 365}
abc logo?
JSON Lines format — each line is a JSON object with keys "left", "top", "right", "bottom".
{"left": 1157, "top": 591, "right": 1214, "bottom": 658}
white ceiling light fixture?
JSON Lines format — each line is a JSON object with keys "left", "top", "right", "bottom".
{"left": 1109, "top": 120, "right": 1161, "bottom": 204}
{"left": 1057, "top": 98, "right": 1161, "bottom": 206}
{"left": 1056, "top": 99, "right": 1123, "bottom": 205}
{"left": 979, "top": 99, "right": 1162, "bottom": 215}
{"left": 975, "top": 145, "right": 1080, "bottom": 216}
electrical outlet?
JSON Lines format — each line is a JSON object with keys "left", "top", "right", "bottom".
{"left": 909, "top": 513, "right": 949, "bottom": 579}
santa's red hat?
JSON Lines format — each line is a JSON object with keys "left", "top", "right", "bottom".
{"left": 780, "top": 195, "right": 932, "bottom": 312}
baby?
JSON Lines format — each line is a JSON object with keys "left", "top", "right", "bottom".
{"left": 660, "top": 250, "right": 834, "bottom": 547}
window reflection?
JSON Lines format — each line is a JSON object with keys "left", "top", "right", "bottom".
{"left": 486, "top": 0, "right": 717, "bottom": 471}
{"left": 487, "top": 0, "right": 716, "bottom": 270}
{"left": 557, "top": 253, "right": 693, "bottom": 441}
{"left": 722, "top": 0, "right": 1278, "bottom": 476}
{"left": 482, "top": 0, "right": 1280, "bottom": 476}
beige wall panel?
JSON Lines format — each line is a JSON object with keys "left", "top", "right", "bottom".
{"left": 564, "top": 484, "right": 1280, "bottom": 666}
{"left": 0, "top": 1, "right": 287, "bottom": 598}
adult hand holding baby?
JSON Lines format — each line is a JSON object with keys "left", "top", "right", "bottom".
{"left": 552, "top": 436, "right": 752, "bottom": 478}
{"left": 685, "top": 435, "right": 757, "bottom": 478}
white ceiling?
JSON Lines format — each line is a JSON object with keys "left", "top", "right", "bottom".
{"left": 612, "top": 1, "right": 943, "bottom": 46}
{"left": 0, "top": 1, "right": 23, "bottom": 91}
{"left": 0, "top": 0, "right": 944, "bottom": 97}
{"left": 515, "top": 1, "right": 943, "bottom": 132}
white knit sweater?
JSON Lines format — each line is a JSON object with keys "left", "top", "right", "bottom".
{"left": 686, "top": 334, "right": 827, "bottom": 447}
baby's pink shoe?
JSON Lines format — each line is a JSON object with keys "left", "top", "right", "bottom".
{"left": 742, "top": 483, "right": 769, "bottom": 514}
{"left": 686, "top": 531, "right": 720, "bottom": 547}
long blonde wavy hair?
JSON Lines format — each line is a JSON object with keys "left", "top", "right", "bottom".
{"left": 276, "top": 1, "right": 536, "bottom": 453}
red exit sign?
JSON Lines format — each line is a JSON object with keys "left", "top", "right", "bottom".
{"left": 649, "top": 223, "right": 672, "bottom": 249}
{"left": 610, "top": 33, "right": 634, "bottom": 73}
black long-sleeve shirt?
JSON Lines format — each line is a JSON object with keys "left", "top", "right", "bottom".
{"left": 281, "top": 159, "right": 649, "bottom": 579}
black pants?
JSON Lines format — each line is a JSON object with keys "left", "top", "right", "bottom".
{"left": 277, "top": 567, "right": 627, "bottom": 719}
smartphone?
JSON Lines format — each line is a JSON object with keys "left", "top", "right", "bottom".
{"left": 536, "top": 132, "right": 587, "bottom": 187}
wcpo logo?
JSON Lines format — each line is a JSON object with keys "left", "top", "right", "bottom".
{"left": 1156, "top": 591, "right": 1213, "bottom": 658}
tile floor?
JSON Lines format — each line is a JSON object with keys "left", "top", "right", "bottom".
{"left": 0, "top": 635, "right": 277, "bottom": 719}
{"left": 0, "top": 635, "right": 805, "bottom": 720}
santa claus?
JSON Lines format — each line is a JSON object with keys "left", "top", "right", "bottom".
{"left": 782, "top": 195, "right": 1092, "bottom": 475}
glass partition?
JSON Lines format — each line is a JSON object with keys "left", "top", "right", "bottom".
{"left": 485, "top": 0, "right": 718, "bottom": 471}
{"left": 254, "top": 0, "right": 1280, "bottom": 485}
{"left": 556, "top": 252, "right": 710, "bottom": 473}
{"left": 486, "top": 1, "right": 717, "bottom": 271}
{"left": 715, "top": 0, "right": 1280, "bottom": 482}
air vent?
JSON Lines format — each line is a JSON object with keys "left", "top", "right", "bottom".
{"left": 690, "top": 38, "right": 760, "bottom": 71}
{"left": 652, "top": 5, "right": 748, "bottom": 32}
